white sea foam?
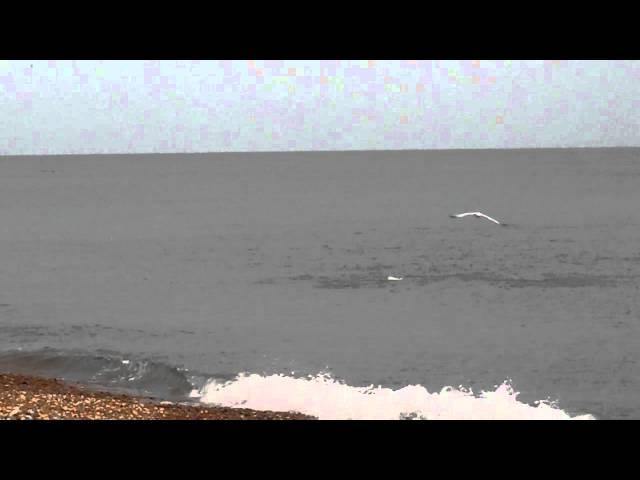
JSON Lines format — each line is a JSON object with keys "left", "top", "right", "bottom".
{"left": 191, "top": 373, "right": 595, "bottom": 420}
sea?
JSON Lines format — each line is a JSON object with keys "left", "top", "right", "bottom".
{"left": 1, "top": 148, "right": 638, "bottom": 419}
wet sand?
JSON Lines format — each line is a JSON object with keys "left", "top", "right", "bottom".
{"left": 0, "top": 373, "right": 313, "bottom": 420}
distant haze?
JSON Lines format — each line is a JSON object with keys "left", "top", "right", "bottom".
{"left": 1, "top": 60, "right": 638, "bottom": 155}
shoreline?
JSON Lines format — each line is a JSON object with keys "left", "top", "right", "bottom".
{"left": 0, "top": 373, "right": 315, "bottom": 420}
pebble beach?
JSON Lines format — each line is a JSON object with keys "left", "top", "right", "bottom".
{"left": 0, "top": 373, "right": 314, "bottom": 420}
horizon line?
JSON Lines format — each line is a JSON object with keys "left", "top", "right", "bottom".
{"left": 2, "top": 145, "right": 639, "bottom": 158}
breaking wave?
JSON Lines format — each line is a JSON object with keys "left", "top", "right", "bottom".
{"left": 191, "top": 372, "right": 596, "bottom": 420}
{"left": 0, "top": 348, "right": 597, "bottom": 419}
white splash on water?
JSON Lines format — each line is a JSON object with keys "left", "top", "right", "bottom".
{"left": 191, "top": 373, "right": 595, "bottom": 420}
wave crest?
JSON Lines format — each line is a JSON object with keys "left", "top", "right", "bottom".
{"left": 192, "top": 373, "right": 596, "bottom": 420}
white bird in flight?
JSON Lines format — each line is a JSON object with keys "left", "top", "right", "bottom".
{"left": 387, "top": 276, "right": 403, "bottom": 281}
{"left": 449, "top": 212, "right": 502, "bottom": 225}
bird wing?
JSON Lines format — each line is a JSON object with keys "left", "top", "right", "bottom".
{"left": 475, "top": 212, "right": 501, "bottom": 224}
{"left": 451, "top": 212, "right": 473, "bottom": 218}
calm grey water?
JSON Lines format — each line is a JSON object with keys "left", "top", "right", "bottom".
{"left": 0, "top": 149, "right": 639, "bottom": 418}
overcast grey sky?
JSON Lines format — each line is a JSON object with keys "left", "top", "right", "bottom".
{"left": 1, "top": 60, "right": 638, "bottom": 155}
